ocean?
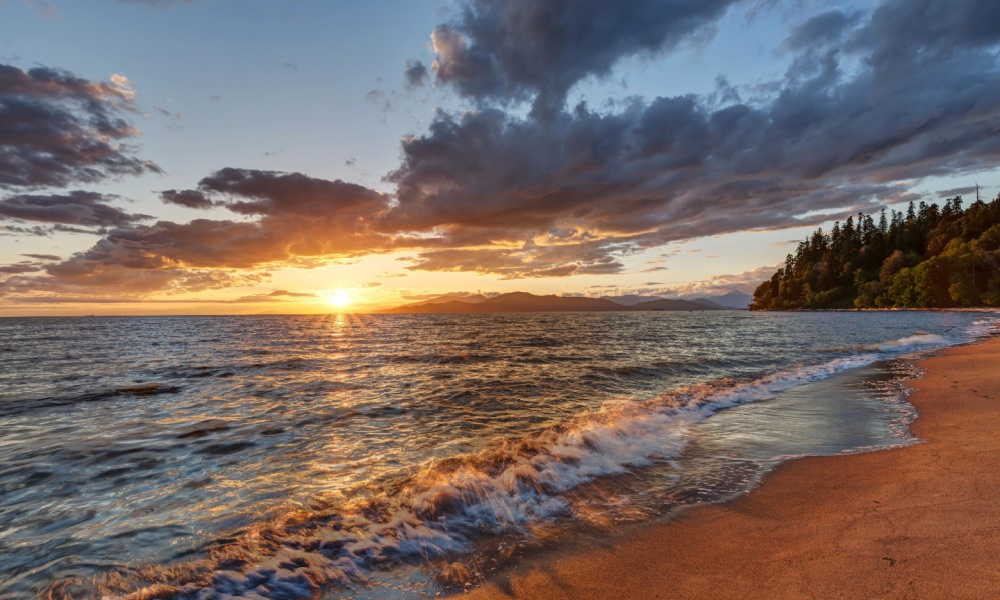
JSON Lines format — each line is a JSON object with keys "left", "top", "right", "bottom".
{"left": 0, "top": 310, "right": 996, "bottom": 598}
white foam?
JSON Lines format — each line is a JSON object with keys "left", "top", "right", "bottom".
{"left": 871, "top": 333, "right": 948, "bottom": 351}
{"left": 965, "top": 314, "right": 1000, "bottom": 340}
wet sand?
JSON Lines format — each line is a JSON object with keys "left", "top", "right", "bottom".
{"left": 465, "top": 335, "right": 1000, "bottom": 599}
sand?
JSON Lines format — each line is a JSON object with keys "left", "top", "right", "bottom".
{"left": 464, "top": 335, "right": 1000, "bottom": 599}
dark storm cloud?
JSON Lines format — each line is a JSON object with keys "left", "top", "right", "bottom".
{"left": 0, "top": 190, "right": 151, "bottom": 227}
{"left": 0, "top": 64, "right": 161, "bottom": 189}
{"left": 849, "top": 0, "right": 1000, "bottom": 65}
{"left": 160, "top": 189, "right": 216, "bottom": 209}
{"left": 196, "top": 168, "right": 387, "bottom": 219}
{"left": 386, "top": 0, "right": 1000, "bottom": 261}
{"left": 425, "top": 0, "right": 740, "bottom": 115}
{"left": 383, "top": 100, "right": 907, "bottom": 251}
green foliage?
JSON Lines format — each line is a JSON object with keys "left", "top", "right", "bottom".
{"left": 750, "top": 193, "right": 1000, "bottom": 310}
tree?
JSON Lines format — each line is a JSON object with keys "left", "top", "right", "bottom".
{"left": 750, "top": 194, "right": 1000, "bottom": 310}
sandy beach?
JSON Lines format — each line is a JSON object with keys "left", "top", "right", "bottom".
{"left": 465, "top": 334, "right": 1000, "bottom": 599}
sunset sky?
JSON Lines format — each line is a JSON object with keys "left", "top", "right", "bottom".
{"left": 1, "top": 0, "right": 998, "bottom": 314}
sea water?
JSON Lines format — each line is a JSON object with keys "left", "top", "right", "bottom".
{"left": 0, "top": 310, "right": 996, "bottom": 598}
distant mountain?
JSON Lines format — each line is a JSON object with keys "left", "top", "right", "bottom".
{"left": 378, "top": 300, "right": 486, "bottom": 313}
{"left": 376, "top": 292, "right": 723, "bottom": 313}
{"left": 700, "top": 291, "right": 752, "bottom": 309}
{"left": 599, "top": 294, "right": 665, "bottom": 306}
{"left": 415, "top": 293, "right": 489, "bottom": 304}
{"left": 628, "top": 298, "right": 723, "bottom": 311}
{"left": 691, "top": 298, "right": 726, "bottom": 309}
{"left": 477, "top": 292, "right": 622, "bottom": 312}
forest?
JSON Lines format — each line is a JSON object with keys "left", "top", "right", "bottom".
{"left": 749, "top": 193, "right": 1000, "bottom": 310}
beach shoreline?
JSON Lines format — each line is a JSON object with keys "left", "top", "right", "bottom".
{"left": 462, "top": 334, "right": 1000, "bottom": 599}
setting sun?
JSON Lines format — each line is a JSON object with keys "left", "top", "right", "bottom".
{"left": 326, "top": 289, "right": 352, "bottom": 309}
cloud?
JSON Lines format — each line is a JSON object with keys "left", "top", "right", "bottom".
{"left": 849, "top": 0, "right": 1000, "bottom": 66}
{"left": 382, "top": 0, "right": 1000, "bottom": 273}
{"left": 196, "top": 167, "right": 389, "bottom": 220}
{"left": 936, "top": 186, "right": 980, "bottom": 198}
{"left": 153, "top": 106, "right": 181, "bottom": 120}
{"left": 783, "top": 9, "right": 863, "bottom": 51}
{"left": 0, "top": 64, "right": 161, "bottom": 188}
{"left": 160, "top": 189, "right": 216, "bottom": 209}
{"left": 365, "top": 88, "right": 396, "bottom": 114}
{"left": 652, "top": 264, "right": 780, "bottom": 297}
{"left": 402, "top": 242, "right": 626, "bottom": 279}
{"left": 1, "top": 224, "right": 50, "bottom": 236}
{"left": 404, "top": 60, "right": 429, "bottom": 89}
{"left": 0, "top": 256, "right": 272, "bottom": 299}
{"left": 21, "top": 253, "right": 60, "bottom": 260}
{"left": 232, "top": 289, "right": 316, "bottom": 303}
{"left": 11, "top": 0, "right": 1000, "bottom": 299}
{"left": 383, "top": 101, "right": 905, "bottom": 258}
{"left": 0, "top": 263, "right": 42, "bottom": 275}
{"left": 0, "top": 190, "right": 151, "bottom": 227}
{"left": 1, "top": 169, "right": 400, "bottom": 297}
{"left": 424, "top": 0, "right": 740, "bottom": 116}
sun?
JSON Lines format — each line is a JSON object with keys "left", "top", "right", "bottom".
{"left": 326, "top": 289, "right": 352, "bottom": 309}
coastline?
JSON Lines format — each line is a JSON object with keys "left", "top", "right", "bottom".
{"left": 463, "top": 334, "right": 1000, "bottom": 599}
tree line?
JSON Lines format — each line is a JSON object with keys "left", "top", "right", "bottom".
{"left": 749, "top": 193, "right": 1000, "bottom": 310}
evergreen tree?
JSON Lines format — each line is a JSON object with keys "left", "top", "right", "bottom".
{"left": 749, "top": 193, "right": 1000, "bottom": 310}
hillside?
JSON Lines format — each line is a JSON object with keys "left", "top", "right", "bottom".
{"left": 700, "top": 291, "right": 753, "bottom": 309}
{"left": 750, "top": 194, "right": 1000, "bottom": 310}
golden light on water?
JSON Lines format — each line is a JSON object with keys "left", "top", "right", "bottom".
{"left": 326, "top": 289, "right": 353, "bottom": 309}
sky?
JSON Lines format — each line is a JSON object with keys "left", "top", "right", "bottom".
{"left": 1, "top": 0, "right": 999, "bottom": 315}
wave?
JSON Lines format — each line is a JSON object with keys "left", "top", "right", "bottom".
{"left": 61, "top": 319, "right": 1000, "bottom": 599}
{"left": 386, "top": 352, "right": 490, "bottom": 365}
{"left": 868, "top": 332, "right": 948, "bottom": 351}
{"left": 0, "top": 383, "right": 181, "bottom": 419}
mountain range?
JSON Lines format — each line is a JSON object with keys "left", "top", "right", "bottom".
{"left": 375, "top": 291, "right": 751, "bottom": 314}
